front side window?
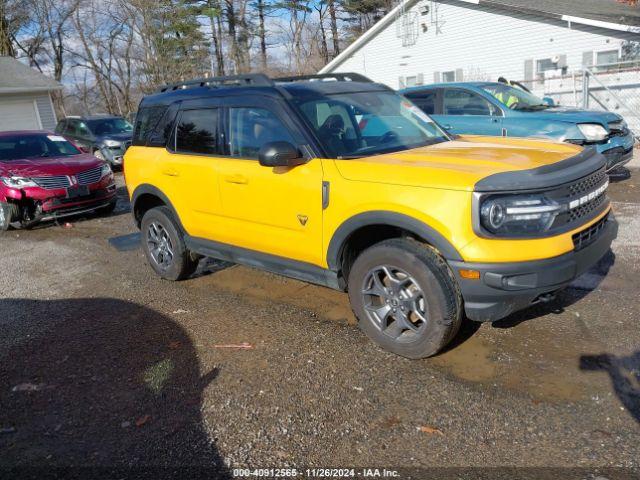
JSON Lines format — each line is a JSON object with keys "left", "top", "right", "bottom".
{"left": 481, "top": 84, "right": 549, "bottom": 111}
{"left": 443, "top": 89, "right": 498, "bottom": 116}
{"left": 295, "top": 91, "right": 448, "bottom": 158}
{"left": 76, "top": 121, "right": 91, "bottom": 138}
{"left": 176, "top": 109, "right": 219, "bottom": 155}
{"left": 228, "top": 107, "right": 296, "bottom": 159}
{"left": 0, "top": 134, "right": 81, "bottom": 161}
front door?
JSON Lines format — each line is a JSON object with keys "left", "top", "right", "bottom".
{"left": 215, "top": 96, "right": 324, "bottom": 266}
{"left": 432, "top": 88, "right": 503, "bottom": 136}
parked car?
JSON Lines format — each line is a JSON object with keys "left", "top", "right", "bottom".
{"left": 402, "top": 82, "right": 635, "bottom": 172}
{"left": 125, "top": 73, "right": 616, "bottom": 359}
{"left": 55, "top": 115, "right": 133, "bottom": 168}
{"left": 0, "top": 131, "right": 117, "bottom": 230}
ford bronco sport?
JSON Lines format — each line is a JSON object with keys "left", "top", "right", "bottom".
{"left": 125, "top": 73, "right": 617, "bottom": 359}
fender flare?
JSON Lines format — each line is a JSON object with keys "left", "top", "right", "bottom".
{"left": 130, "top": 184, "right": 185, "bottom": 231}
{"left": 326, "top": 211, "right": 463, "bottom": 270}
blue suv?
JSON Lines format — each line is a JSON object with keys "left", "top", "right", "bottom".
{"left": 402, "top": 82, "right": 635, "bottom": 171}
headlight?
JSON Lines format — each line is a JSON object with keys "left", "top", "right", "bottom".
{"left": 1, "top": 176, "right": 38, "bottom": 188}
{"left": 479, "top": 194, "right": 562, "bottom": 236}
{"left": 103, "top": 139, "right": 121, "bottom": 148}
{"left": 100, "top": 163, "right": 112, "bottom": 177}
{"left": 577, "top": 123, "right": 607, "bottom": 142}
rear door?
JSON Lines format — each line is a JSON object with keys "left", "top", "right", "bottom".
{"left": 214, "top": 95, "right": 324, "bottom": 265}
{"left": 432, "top": 88, "right": 503, "bottom": 136}
{"left": 158, "top": 99, "right": 225, "bottom": 240}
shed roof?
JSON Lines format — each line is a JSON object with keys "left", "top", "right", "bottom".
{"left": 0, "top": 57, "right": 62, "bottom": 94}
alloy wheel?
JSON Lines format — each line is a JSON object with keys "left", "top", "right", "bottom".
{"left": 361, "top": 265, "right": 429, "bottom": 342}
{"left": 146, "top": 221, "right": 174, "bottom": 270}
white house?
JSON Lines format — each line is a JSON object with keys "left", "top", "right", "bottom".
{"left": 0, "top": 56, "right": 62, "bottom": 132}
{"left": 319, "top": 0, "right": 640, "bottom": 93}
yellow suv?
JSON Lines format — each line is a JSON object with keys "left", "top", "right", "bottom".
{"left": 125, "top": 73, "right": 617, "bottom": 358}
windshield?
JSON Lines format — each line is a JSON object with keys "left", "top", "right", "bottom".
{"left": 481, "top": 84, "right": 549, "bottom": 111}
{"left": 87, "top": 118, "right": 133, "bottom": 135}
{"left": 0, "top": 134, "right": 81, "bottom": 161}
{"left": 294, "top": 91, "right": 449, "bottom": 158}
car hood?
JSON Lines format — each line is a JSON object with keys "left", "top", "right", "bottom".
{"left": 334, "top": 135, "right": 587, "bottom": 191}
{"left": 95, "top": 132, "right": 132, "bottom": 144}
{"left": 525, "top": 106, "right": 621, "bottom": 126}
{"left": 0, "top": 154, "right": 103, "bottom": 177}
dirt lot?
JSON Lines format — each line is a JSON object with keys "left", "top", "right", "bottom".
{"left": 0, "top": 168, "right": 639, "bottom": 478}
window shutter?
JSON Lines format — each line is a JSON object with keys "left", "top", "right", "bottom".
{"left": 433, "top": 71, "right": 441, "bottom": 83}
{"left": 524, "top": 59, "right": 534, "bottom": 81}
{"left": 398, "top": 76, "right": 406, "bottom": 89}
{"left": 417, "top": 73, "right": 424, "bottom": 85}
{"left": 455, "top": 68, "right": 463, "bottom": 81}
{"left": 582, "top": 51, "right": 594, "bottom": 67}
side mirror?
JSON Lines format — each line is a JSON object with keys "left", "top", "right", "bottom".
{"left": 542, "top": 97, "right": 555, "bottom": 107}
{"left": 258, "top": 141, "right": 304, "bottom": 168}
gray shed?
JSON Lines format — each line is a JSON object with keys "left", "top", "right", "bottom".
{"left": 0, "top": 56, "right": 62, "bottom": 132}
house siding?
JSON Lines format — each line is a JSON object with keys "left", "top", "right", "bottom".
{"left": 326, "top": 0, "right": 639, "bottom": 89}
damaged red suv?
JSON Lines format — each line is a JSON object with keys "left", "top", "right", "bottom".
{"left": 0, "top": 131, "right": 117, "bottom": 230}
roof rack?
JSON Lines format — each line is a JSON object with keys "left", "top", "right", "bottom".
{"left": 156, "top": 73, "right": 274, "bottom": 93}
{"left": 275, "top": 72, "right": 373, "bottom": 83}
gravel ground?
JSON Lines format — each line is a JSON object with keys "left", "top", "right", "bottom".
{"left": 0, "top": 171, "right": 639, "bottom": 478}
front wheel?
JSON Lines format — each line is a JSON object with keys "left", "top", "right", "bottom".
{"left": 140, "top": 206, "right": 199, "bottom": 281}
{"left": 348, "top": 238, "right": 463, "bottom": 359}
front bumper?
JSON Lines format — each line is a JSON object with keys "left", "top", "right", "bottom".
{"left": 598, "top": 133, "right": 635, "bottom": 171}
{"left": 448, "top": 213, "right": 618, "bottom": 322}
{"left": 99, "top": 145, "right": 126, "bottom": 165}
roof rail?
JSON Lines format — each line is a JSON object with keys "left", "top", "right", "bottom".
{"left": 275, "top": 72, "right": 373, "bottom": 83}
{"left": 156, "top": 73, "right": 274, "bottom": 93}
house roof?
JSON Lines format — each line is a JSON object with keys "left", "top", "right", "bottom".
{"left": 0, "top": 56, "right": 62, "bottom": 94}
{"left": 320, "top": 0, "right": 640, "bottom": 74}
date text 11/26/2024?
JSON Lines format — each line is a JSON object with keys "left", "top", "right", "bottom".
{"left": 233, "top": 468, "right": 400, "bottom": 478}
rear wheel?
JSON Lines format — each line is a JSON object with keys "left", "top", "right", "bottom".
{"left": 348, "top": 238, "right": 463, "bottom": 359}
{"left": 140, "top": 206, "right": 198, "bottom": 281}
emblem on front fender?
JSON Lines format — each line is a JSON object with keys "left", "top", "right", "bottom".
{"left": 297, "top": 215, "right": 308, "bottom": 226}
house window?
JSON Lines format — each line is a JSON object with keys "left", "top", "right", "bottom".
{"left": 536, "top": 58, "right": 557, "bottom": 73}
{"left": 596, "top": 50, "right": 619, "bottom": 71}
{"left": 405, "top": 76, "right": 417, "bottom": 87}
{"left": 442, "top": 71, "right": 455, "bottom": 82}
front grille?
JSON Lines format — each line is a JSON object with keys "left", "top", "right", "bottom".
{"left": 76, "top": 166, "right": 103, "bottom": 185}
{"left": 568, "top": 192, "right": 607, "bottom": 223}
{"left": 32, "top": 175, "right": 71, "bottom": 190}
{"left": 572, "top": 214, "right": 609, "bottom": 251}
{"left": 549, "top": 167, "right": 609, "bottom": 228}
{"left": 568, "top": 168, "right": 606, "bottom": 196}
{"left": 608, "top": 121, "right": 630, "bottom": 138}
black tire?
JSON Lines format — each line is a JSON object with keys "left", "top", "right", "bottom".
{"left": 348, "top": 238, "right": 463, "bottom": 359}
{"left": 140, "top": 206, "right": 198, "bottom": 281}
{"left": 0, "top": 202, "right": 18, "bottom": 232}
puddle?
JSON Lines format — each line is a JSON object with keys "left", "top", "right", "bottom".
{"left": 108, "top": 232, "right": 141, "bottom": 251}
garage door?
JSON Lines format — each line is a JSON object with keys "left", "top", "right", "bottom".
{"left": 0, "top": 98, "right": 41, "bottom": 131}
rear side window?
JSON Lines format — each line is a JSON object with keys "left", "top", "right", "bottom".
{"left": 133, "top": 106, "right": 167, "bottom": 146}
{"left": 405, "top": 91, "right": 436, "bottom": 114}
{"left": 175, "top": 109, "right": 219, "bottom": 155}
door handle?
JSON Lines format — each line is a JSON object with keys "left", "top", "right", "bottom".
{"left": 224, "top": 174, "right": 248, "bottom": 185}
{"left": 162, "top": 168, "right": 179, "bottom": 177}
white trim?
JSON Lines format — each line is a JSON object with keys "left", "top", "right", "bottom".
{"left": 561, "top": 15, "right": 637, "bottom": 33}
{"left": 319, "top": 0, "right": 420, "bottom": 73}
{"left": 32, "top": 99, "right": 43, "bottom": 129}
{"left": 48, "top": 92, "right": 58, "bottom": 126}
